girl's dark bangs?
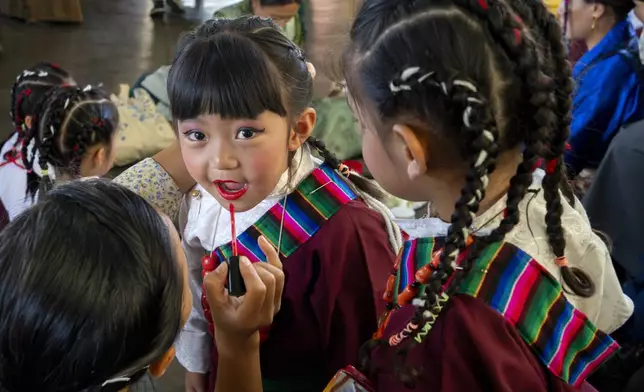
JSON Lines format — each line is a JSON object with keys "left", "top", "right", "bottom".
{"left": 168, "top": 33, "right": 287, "bottom": 121}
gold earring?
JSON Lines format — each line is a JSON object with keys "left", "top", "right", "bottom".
{"left": 591, "top": 16, "right": 597, "bottom": 30}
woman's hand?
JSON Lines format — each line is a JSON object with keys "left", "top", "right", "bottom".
{"left": 204, "top": 236, "right": 284, "bottom": 354}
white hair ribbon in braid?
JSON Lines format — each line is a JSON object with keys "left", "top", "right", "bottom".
{"left": 389, "top": 67, "right": 435, "bottom": 94}
{"left": 452, "top": 79, "right": 478, "bottom": 92}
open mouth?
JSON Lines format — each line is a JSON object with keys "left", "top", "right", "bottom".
{"left": 213, "top": 180, "right": 248, "bottom": 201}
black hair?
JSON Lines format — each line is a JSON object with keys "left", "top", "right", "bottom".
{"left": 0, "top": 179, "right": 183, "bottom": 392}
{"left": 512, "top": 0, "right": 594, "bottom": 297}
{"left": 168, "top": 16, "right": 384, "bottom": 199}
{"left": 21, "top": 85, "right": 119, "bottom": 201}
{"left": 344, "top": 0, "right": 594, "bottom": 384}
{"left": 2, "top": 62, "right": 72, "bottom": 161}
{"left": 587, "top": 0, "right": 634, "bottom": 20}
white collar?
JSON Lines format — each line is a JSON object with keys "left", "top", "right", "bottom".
{"left": 395, "top": 169, "right": 545, "bottom": 239}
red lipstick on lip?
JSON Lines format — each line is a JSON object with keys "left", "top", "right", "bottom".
{"left": 213, "top": 180, "right": 248, "bottom": 201}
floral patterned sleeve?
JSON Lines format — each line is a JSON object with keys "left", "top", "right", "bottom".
{"left": 113, "top": 158, "right": 183, "bottom": 220}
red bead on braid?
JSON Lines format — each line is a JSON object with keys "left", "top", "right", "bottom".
{"left": 513, "top": 28, "right": 522, "bottom": 45}
{"left": 545, "top": 159, "right": 558, "bottom": 175}
{"left": 477, "top": 0, "right": 489, "bottom": 10}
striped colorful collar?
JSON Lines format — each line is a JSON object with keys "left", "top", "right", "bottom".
{"left": 396, "top": 237, "right": 619, "bottom": 388}
{"left": 211, "top": 164, "right": 358, "bottom": 263}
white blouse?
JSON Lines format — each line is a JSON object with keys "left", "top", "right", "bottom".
{"left": 395, "top": 169, "right": 633, "bottom": 334}
{"left": 175, "top": 148, "right": 317, "bottom": 374}
{"left": 0, "top": 133, "right": 55, "bottom": 221}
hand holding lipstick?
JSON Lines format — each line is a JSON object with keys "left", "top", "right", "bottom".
{"left": 204, "top": 236, "right": 284, "bottom": 353}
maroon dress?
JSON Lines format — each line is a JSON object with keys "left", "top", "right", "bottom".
{"left": 361, "top": 239, "right": 618, "bottom": 392}
{"left": 370, "top": 299, "right": 597, "bottom": 391}
{"left": 208, "top": 165, "right": 396, "bottom": 392}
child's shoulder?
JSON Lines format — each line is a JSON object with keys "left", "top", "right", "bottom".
{"left": 326, "top": 199, "right": 389, "bottom": 234}
{"left": 305, "top": 199, "right": 395, "bottom": 263}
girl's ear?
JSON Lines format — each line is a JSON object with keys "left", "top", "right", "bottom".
{"left": 392, "top": 123, "right": 429, "bottom": 180}
{"left": 288, "top": 108, "right": 316, "bottom": 152}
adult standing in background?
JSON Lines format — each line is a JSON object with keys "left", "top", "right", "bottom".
{"left": 561, "top": 0, "right": 644, "bottom": 190}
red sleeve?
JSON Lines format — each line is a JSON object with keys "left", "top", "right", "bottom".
{"left": 309, "top": 200, "right": 396, "bottom": 378}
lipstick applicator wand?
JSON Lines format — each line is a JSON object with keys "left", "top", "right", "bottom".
{"left": 227, "top": 203, "right": 246, "bottom": 297}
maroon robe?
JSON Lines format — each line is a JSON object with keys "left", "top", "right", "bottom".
{"left": 209, "top": 200, "right": 396, "bottom": 392}
{"left": 370, "top": 298, "right": 598, "bottom": 392}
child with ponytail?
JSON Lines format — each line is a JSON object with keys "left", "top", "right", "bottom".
{"left": 0, "top": 84, "right": 118, "bottom": 225}
{"left": 0, "top": 63, "right": 74, "bottom": 230}
{"left": 208, "top": 0, "right": 633, "bottom": 391}
{"left": 169, "top": 16, "right": 400, "bottom": 392}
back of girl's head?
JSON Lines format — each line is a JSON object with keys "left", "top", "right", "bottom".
{"left": 0, "top": 179, "right": 182, "bottom": 392}
{"left": 22, "top": 85, "right": 119, "bottom": 199}
{"left": 10, "top": 62, "right": 73, "bottom": 130}
{"left": 168, "top": 16, "right": 312, "bottom": 122}
{"left": 346, "top": 0, "right": 593, "bottom": 381}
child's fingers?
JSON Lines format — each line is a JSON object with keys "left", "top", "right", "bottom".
{"left": 238, "top": 257, "right": 267, "bottom": 319}
{"left": 203, "top": 262, "right": 228, "bottom": 307}
{"left": 252, "top": 265, "right": 277, "bottom": 324}
{"left": 258, "top": 236, "right": 282, "bottom": 270}
{"left": 254, "top": 262, "right": 284, "bottom": 314}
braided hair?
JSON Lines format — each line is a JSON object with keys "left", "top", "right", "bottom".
{"left": 21, "top": 85, "right": 119, "bottom": 200}
{"left": 2, "top": 62, "right": 72, "bottom": 158}
{"left": 344, "top": 0, "right": 595, "bottom": 384}
{"left": 168, "top": 16, "right": 402, "bottom": 249}
{"left": 512, "top": 0, "right": 595, "bottom": 297}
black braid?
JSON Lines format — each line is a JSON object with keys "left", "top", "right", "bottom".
{"left": 406, "top": 0, "right": 556, "bottom": 343}
{"left": 514, "top": 0, "right": 594, "bottom": 297}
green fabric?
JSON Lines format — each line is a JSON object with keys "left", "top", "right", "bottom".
{"left": 214, "top": 0, "right": 305, "bottom": 47}
{"left": 312, "top": 97, "right": 362, "bottom": 160}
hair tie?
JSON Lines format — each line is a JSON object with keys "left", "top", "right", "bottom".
{"left": 338, "top": 163, "right": 351, "bottom": 178}
{"left": 555, "top": 256, "right": 568, "bottom": 267}
{"left": 545, "top": 159, "right": 557, "bottom": 175}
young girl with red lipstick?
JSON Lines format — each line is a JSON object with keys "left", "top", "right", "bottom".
{"left": 168, "top": 16, "right": 401, "bottom": 392}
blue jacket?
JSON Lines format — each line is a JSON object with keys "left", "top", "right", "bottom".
{"left": 566, "top": 20, "right": 644, "bottom": 175}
